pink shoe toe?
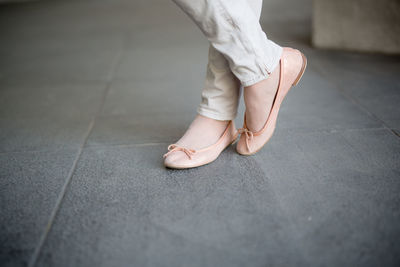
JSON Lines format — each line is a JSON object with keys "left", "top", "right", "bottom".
{"left": 163, "top": 120, "right": 238, "bottom": 169}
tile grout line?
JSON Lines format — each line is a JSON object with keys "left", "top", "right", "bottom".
{"left": 0, "top": 126, "right": 395, "bottom": 155}
{"left": 310, "top": 63, "right": 400, "bottom": 139}
{"left": 0, "top": 142, "right": 170, "bottom": 154}
{"left": 252, "top": 149, "right": 311, "bottom": 265}
{"left": 28, "top": 36, "right": 125, "bottom": 267}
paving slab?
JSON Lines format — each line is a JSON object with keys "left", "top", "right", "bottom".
{"left": 87, "top": 79, "right": 202, "bottom": 147}
{"left": 113, "top": 44, "right": 207, "bottom": 83}
{"left": 253, "top": 128, "right": 400, "bottom": 266}
{"left": 0, "top": 83, "right": 105, "bottom": 152}
{"left": 0, "top": 150, "right": 77, "bottom": 267}
{"left": 305, "top": 49, "right": 400, "bottom": 130}
{"left": 0, "top": 2, "right": 124, "bottom": 85}
{"left": 271, "top": 66, "right": 382, "bottom": 133}
{"left": 37, "top": 127, "right": 400, "bottom": 267}
{"left": 0, "top": 35, "right": 121, "bottom": 85}
{"left": 35, "top": 144, "right": 305, "bottom": 267}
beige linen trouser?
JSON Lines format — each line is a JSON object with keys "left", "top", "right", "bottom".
{"left": 173, "top": 0, "right": 282, "bottom": 120}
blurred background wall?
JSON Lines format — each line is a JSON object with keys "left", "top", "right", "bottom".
{"left": 313, "top": 0, "right": 400, "bottom": 54}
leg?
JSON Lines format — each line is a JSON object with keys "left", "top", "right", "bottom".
{"left": 170, "top": 0, "right": 268, "bottom": 153}
{"left": 172, "top": 0, "right": 282, "bottom": 86}
{"left": 172, "top": 47, "right": 238, "bottom": 158}
{"left": 165, "top": 0, "right": 276, "bottom": 167}
{"left": 198, "top": 0, "right": 265, "bottom": 121}
{"left": 197, "top": 45, "right": 240, "bottom": 121}
{"left": 173, "top": 0, "right": 283, "bottom": 135}
{"left": 164, "top": 0, "right": 306, "bottom": 166}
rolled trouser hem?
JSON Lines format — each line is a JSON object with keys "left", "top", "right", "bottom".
{"left": 241, "top": 45, "right": 283, "bottom": 87}
{"left": 241, "top": 74, "right": 269, "bottom": 87}
{"left": 197, "top": 107, "right": 237, "bottom": 121}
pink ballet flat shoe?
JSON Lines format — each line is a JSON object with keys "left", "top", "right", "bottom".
{"left": 236, "top": 47, "right": 307, "bottom": 155}
{"left": 163, "top": 120, "right": 238, "bottom": 169}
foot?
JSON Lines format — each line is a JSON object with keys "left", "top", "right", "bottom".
{"left": 175, "top": 114, "right": 229, "bottom": 150}
{"left": 237, "top": 47, "right": 307, "bottom": 155}
{"left": 243, "top": 62, "right": 281, "bottom": 132}
{"left": 163, "top": 115, "right": 237, "bottom": 169}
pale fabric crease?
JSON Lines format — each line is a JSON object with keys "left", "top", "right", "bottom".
{"left": 172, "top": 0, "right": 282, "bottom": 120}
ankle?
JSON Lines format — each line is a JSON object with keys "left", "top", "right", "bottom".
{"left": 177, "top": 115, "right": 230, "bottom": 150}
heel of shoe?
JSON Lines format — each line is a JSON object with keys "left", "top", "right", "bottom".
{"left": 292, "top": 52, "right": 307, "bottom": 86}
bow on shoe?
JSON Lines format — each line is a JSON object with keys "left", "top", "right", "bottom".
{"left": 238, "top": 128, "right": 254, "bottom": 152}
{"left": 163, "top": 144, "right": 197, "bottom": 160}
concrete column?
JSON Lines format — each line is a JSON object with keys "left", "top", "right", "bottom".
{"left": 312, "top": 0, "right": 400, "bottom": 54}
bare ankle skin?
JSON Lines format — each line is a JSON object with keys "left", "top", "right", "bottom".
{"left": 176, "top": 115, "right": 229, "bottom": 150}
{"left": 243, "top": 62, "right": 280, "bottom": 132}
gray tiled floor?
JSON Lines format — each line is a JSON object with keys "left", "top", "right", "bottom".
{"left": 1, "top": 0, "right": 399, "bottom": 267}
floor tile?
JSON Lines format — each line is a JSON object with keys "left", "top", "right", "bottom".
{"left": 36, "top": 145, "right": 305, "bottom": 267}
{"left": 0, "top": 83, "right": 105, "bottom": 152}
{"left": 253, "top": 128, "right": 400, "bottom": 266}
{"left": 0, "top": 150, "right": 77, "bottom": 267}
{"left": 87, "top": 80, "right": 201, "bottom": 147}
{"left": 309, "top": 50, "right": 400, "bottom": 130}
{"left": 273, "top": 67, "right": 383, "bottom": 132}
